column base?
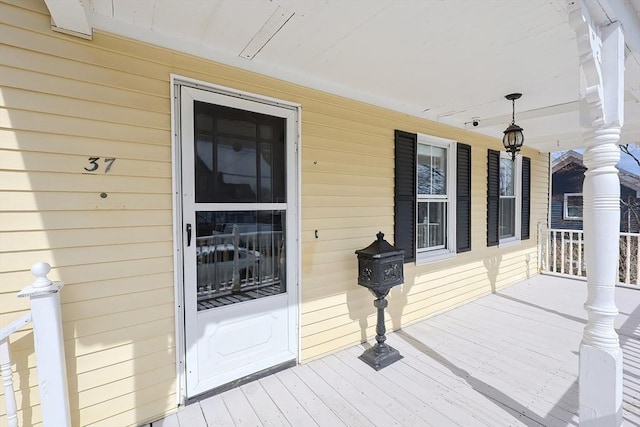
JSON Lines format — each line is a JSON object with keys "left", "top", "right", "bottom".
{"left": 579, "top": 343, "right": 623, "bottom": 427}
{"left": 359, "top": 343, "right": 403, "bottom": 371}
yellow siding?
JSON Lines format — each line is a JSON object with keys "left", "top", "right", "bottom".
{"left": 0, "top": 0, "right": 549, "bottom": 425}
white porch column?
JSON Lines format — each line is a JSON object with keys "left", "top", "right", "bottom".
{"left": 569, "top": 1, "right": 625, "bottom": 426}
{"left": 580, "top": 128, "right": 623, "bottom": 427}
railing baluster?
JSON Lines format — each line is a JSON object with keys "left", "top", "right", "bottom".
{"left": 578, "top": 231, "right": 583, "bottom": 277}
{"left": 552, "top": 230, "right": 557, "bottom": 273}
{"left": 636, "top": 234, "right": 639, "bottom": 286}
{"left": 1, "top": 338, "right": 19, "bottom": 427}
{"left": 625, "top": 233, "right": 631, "bottom": 285}
{"left": 537, "top": 223, "right": 543, "bottom": 273}
{"left": 569, "top": 232, "right": 574, "bottom": 275}
{"left": 0, "top": 312, "right": 33, "bottom": 427}
{"left": 561, "top": 231, "right": 566, "bottom": 274}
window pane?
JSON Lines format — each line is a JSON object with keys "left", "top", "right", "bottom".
{"left": 499, "top": 197, "right": 516, "bottom": 238}
{"left": 194, "top": 101, "right": 286, "bottom": 203}
{"left": 216, "top": 137, "right": 257, "bottom": 201}
{"left": 417, "top": 202, "right": 447, "bottom": 249}
{"left": 418, "top": 144, "right": 447, "bottom": 195}
{"left": 500, "top": 158, "right": 514, "bottom": 196}
{"left": 195, "top": 210, "right": 285, "bottom": 310}
{"left": 566, "top": 195, "right": 583, "bottom": 218}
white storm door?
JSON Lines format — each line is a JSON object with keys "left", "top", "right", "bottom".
{"left": 180, "top": 86, "right": 298, "bottom": 398}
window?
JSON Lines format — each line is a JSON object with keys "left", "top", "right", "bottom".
{"left": 499, "top": 155, "right": 519, "bottom": 241}
{"left": 394, "top": 130, "right": 471, "bottom": 264}
{"left": 487, "top": 149, "right": 530, "bottom": 246}
{"left": 564, "top": 193, "right": 583, "bottom": 220}
{"left": 416, "top": 135, "right": 455, "bottom": 261}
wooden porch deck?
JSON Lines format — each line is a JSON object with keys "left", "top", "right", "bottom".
{"left": 153, "top": 275, "right": 640, "bottom": 427}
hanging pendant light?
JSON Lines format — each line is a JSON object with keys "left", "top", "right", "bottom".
{"left": 502, "top": 93, "right": 524, "bottom": 161}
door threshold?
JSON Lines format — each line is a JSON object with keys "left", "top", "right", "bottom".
{"left": 185, "top": 359, "right": 297, "bottom": 405}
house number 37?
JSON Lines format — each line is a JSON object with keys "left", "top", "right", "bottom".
{"left": 84, "top": 157, "right": 116, "bottom": 173}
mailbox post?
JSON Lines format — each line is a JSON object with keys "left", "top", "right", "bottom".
{"left": 355, "top": 232, "right": 404, "bottom": 370}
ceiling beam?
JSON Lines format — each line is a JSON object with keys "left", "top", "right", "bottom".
{"left": 239, "top": 6, "right": 295, "bottom": 60}
{"left": 44, "top": 0, "right": 92, "bottom": 39}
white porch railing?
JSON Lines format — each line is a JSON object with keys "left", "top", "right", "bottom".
{"left": 0, "top": 263, "right": 71, "bottom": 427}
{"left": 538, "top": 224, "right": 640, "bottom": 287}
{"left": 196, "top": 227, "right": 285, "bottom": 309}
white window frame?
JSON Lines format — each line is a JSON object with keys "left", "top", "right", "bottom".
{"left": 416, "top": 133, "right": 456, "bottom": 263}
{"left": 499, "top": 152, "right": 522, "bottom": 247}
{"left": 563, "top": 193, "right": 583, "bottom": 220}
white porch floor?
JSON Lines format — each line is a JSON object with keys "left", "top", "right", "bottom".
{"left": 153, "top": 275, "right": 640, "bottom": 427}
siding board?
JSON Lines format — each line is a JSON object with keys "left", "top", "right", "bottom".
{"left": 302, "top": 158, "right": 392, "bottom": 177}
{"left": 303, "top": 144, "right": 393, "bottom": 165}
{"left": 0, "top": 109, "right": 170, "bottom": 144}
{"left": 65, "top": 318, "right": 175, "bottom": 358}
{"left": 303, "top": 134, "right": 393, "bottom": 157}
{"left": 0, "top": 171, "right": 172, "bottom": 193}
{"left": 0, "top": 44, "right": 169, "bottom": 97}
{"left": 71, "top": 344, "right": 175, "bottom": 387}
{"left": 63, "top": 303, "right": 175, "bottom": 340}
{"left": 0, "top": 129, "right": 171, "bottom": 161}
{"left": 1, "top": 191, "right": 172, "bottom": 211}
{"left": 0, "top": 65, "right": 168, "bottom": 113}
{"left": 0, "top": 85, "right": 169, "bottom": 129}
{"left": 0, "top": 210, "right": 172, "bottom": 231}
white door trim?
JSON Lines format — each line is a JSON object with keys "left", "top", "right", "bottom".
{"left": 170, "top": 74, "right": 301, "bottom": 404}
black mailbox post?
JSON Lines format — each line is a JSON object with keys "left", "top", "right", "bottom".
{"left": 355, "top": 232, "right": 404, "bottom": 370}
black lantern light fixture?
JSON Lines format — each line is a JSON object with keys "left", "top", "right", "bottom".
{"left": 502, "top": 93, "right": 524, "bottom": 161}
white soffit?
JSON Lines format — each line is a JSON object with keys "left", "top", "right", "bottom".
{"left": 81, "top": 1, "right": 640, "bottom": 152}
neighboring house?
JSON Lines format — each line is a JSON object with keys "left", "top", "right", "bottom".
{"left": 551, "top": 150, "right": 640, "bottom": 232}
{"left": 0, "top": 1, "right": 637, "bottom": 427}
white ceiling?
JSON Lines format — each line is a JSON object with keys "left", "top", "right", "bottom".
{"left": 50, "top": 0, "right": 640, "bottom": 152}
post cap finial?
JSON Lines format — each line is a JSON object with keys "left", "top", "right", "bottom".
{"left": 31, "top": 262, "right": 52, "bottom": 288}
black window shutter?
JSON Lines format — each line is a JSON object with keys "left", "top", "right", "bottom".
{"left": 487, "top": 149, "right": 500, "bottom": 246}
{"left": 521, "top": 156, "right": 531, "bottom": 240}
{"left": 394, "top": 130, "right": 417, "bottom": 262}
{"left": 456, "top": 143, "right": 472, "bottom": 253}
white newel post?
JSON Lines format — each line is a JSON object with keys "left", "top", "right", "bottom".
{"left": 569, "top": 1, "right": 625, "bottom": 426}
{"left": 18, "top": 263, "right": 71, "bottom": 427}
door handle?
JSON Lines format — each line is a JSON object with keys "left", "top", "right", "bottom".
{"left": 186, "top": 223, "right": 192, "bottom": 247}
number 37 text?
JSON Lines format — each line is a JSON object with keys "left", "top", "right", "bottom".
{"left": 84, "top": 157, "right": 116, "bottom": 173}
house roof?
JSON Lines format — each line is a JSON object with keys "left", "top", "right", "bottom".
{"left": 44, "top": 0, "right": 640, "bottom": 153}
{"left": 552, "top": 149, "right": 640, "bottom": 193}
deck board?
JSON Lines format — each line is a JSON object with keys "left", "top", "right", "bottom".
{"left": 220, "top": 387, "right": 263, "bottom": 427}
{"left": 308, "top": 358, "right": 404, "bottom": 426}
{"left": 240, "top": 380, "right": 293, "bottom": 427}
{"left": 199, "top": 394, "right": 235, "bottom": 427}
{"left": 275, "top": 368, "right": 347, "bottom": 427}
{"left": 255, "top": 373, "right": 313, "bottom": 427}
{"left": 292, "top": 363, "right": 371, "bottom": 427}
{"left": 321, "top": 354, "right": 428, "bottom": 426}
{"left": 154, "top": 275, "right": 640, "bottom": 426}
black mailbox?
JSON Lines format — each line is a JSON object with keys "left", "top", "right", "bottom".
{"left": 356, "top": 232, "right": 404, "bottom": 292}
{"left": 355, "top": 232, "right": 404, "bottom": 370}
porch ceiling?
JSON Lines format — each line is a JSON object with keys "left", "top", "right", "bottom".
{"left": 53, "top": 0, "right": 640, "bottom": 152}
